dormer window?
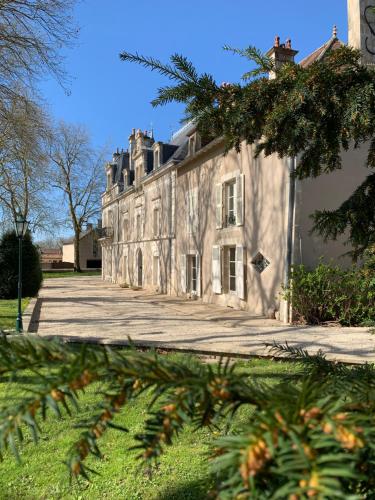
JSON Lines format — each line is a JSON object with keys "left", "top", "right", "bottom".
{"left": 188, "top": 136, "right": 195, "bottom": 156}
{"left": 154, "top": 149, "right": 160, "bottom": 169}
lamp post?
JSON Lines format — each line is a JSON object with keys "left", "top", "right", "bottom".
{"left": 14, "top": 212, "right": 29, "bottom": 333}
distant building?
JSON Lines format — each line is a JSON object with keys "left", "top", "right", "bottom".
{"left": 100, "top": 2, "right": 374, "bottom": 322}
{"left": 62, "top": 225, "right": 102, "bottom": 269}
{"left": 40, "top": 248, "right": 62, "bottom": 271}
{"left": 40, "top": 248, "right": 62, "bottom": 265}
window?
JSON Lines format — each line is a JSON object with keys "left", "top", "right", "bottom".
{"left": 188, "top": 136, "right": 195, "bottom": 156}
{"left": 136, "top": 214, "right": 141, "bottom": 240}
{"left": 252, "top": 252, "right": 270, "bottom": 273}
{"left": 154, "top": 150, "right": 159, "bottom": 169}
{"left": 223, "top": 246, "right": 237, "bottom": 292}
{"left": 181, "top": 253, "right": 201, "bottom": 296}
{"left": 216, "top": 174, "right": 244, "bottom": 229}
{"left": 187, "top": 255, "right": 197, "bottom": 292}
{"left": 123, "top": 255, "right": 127, "bottom": 281}
{"left": 187, "top": 189, "right": 198, "bottom": 234}
{"left": 153, "top": 208, "right": 160, "bottom": 237}
{"left": 224, "top": 180, "right": 236, "bottom": 227}
{"left": 123, "top": 218, "right": 129, "bottom": 241}
{"left": 153, "top": 255, "right": 159, "bottom": 286}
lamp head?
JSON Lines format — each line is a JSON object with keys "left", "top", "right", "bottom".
{"left": 15, "top": 211, "right": 29, "bottom": 238}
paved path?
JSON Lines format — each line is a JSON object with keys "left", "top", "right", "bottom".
{"left": 24, "top": 277, "right": 375, "bottom": 363}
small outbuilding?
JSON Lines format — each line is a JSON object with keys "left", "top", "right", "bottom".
{"left": 62, "top": 225, "right": 102, "bottom": 270}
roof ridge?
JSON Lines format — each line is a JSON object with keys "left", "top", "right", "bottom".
{"left": 299, "top": 36, "right": 344, "bottom": 68}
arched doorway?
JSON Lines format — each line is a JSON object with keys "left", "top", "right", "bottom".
{"left": 137, "top": 249, "right": 143, "bottom": 287}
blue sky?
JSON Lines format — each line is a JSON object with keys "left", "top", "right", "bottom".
{"left": 39, "top": 0, "right": 347, "bottom": 153}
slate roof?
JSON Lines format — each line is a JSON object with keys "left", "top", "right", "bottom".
{"left": 300, "top": 36, "right": 344, "bottom": 68}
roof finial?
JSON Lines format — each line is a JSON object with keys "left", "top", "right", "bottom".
{"left": 332, "top": 25, "right": 337, "bottom": 38}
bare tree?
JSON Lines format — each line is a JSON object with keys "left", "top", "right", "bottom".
{"left": 48, "top": 121, "right": 106, "bottom": 272}
{"left": 0, "top": 0, "right": 78, "bottom": 101}
{"left": 0, "top": 92, "right": 56, "bottom": 233}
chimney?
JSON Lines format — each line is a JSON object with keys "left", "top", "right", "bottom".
{"left": 266, "top": 36, "right": 299, "bottom": 79}
{"left": 348, "top": 0, "right": 375, "bottom": 65}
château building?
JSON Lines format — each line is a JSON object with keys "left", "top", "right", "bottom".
{"left": 100, "top": 0, "right": 373, "bottom": 322}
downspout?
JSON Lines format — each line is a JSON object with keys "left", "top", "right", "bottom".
{"left": 284, "top": 156, "right": 296, "bottom": 323}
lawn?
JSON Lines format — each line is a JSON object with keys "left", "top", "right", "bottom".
{"left": 0, "top": 355, "right": 298, "bottom": 499}
{"left": 0, "top": 298, "right": 30, "bottom": 330}
{"left": 43, "top": 271, "right": 101, "bottom": 279}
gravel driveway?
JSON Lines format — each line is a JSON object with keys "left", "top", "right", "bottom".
{"left": 24, "top": 276, "right": 375, "bottom": 363}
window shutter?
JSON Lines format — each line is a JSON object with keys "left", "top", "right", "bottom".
{"left": 193, "top": 190, "right": 198, "bottom": 234}
{"left": 215, "top": 184, "right": 222, "bottom": 229}
{"left": 196, "top": 253, "right": 201, "bottom": 297}
{"left": 212, "top": 246, "right": 221, "bottom": 294}
{"left": 180, "top": 254, "right": 187, "bottom": 293}
{"left": 236, "top": 174, "right": 244, "bottom": 226}
{"left": 186, "top": 192, "right": 191, "bottom": 234}
{"left": 187, "top": 189, "right": 198, "bottom": 234}
{"left": 236, "top": 245, "right": 245, "bottom": 300}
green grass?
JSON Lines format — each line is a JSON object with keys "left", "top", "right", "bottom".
{"left": 0, "top": 355, "right": 299, "bottom": 499}
{"left": 0, "top": 298, "right": 30, "bottom": 330}
{"left": 43, "top": 271, "right": 101, "bottom": 279}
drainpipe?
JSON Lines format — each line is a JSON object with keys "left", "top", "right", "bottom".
{"left": 284, "top": 156, "right": 296, "bottom": 323}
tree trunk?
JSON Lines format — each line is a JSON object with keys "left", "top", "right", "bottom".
{"left": 74, "top": 229, "right": 81, "bottom": 272}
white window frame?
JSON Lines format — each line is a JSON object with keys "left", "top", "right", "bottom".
{"left": 123, "top": 216, "right": 129, "bottom": 242}
{"left": 212, "top": 245, "right": 221, "bottom": 293}
{"left": 224, "top": 180, "right": 236, "bottom": 227}
{"left": 136, "top": 213, "right": 141, "bottom": 240}
{"left": 186, "top": 188, "right": 198, "bottom": 235}
{"left": 152, "top": 254, "right": 160, "bottom": 287}
{"left": 154, "top": 149, "right": 160, "bottom": 169}
{"left": 153, "top": 207, "right": 160, "bottom": 238}
{"left": 187, "top": 255, "right": 197, "bottom": 292}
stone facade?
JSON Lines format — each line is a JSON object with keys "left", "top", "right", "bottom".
{"left": 100, "top": 4, "right": 373, "bottom": 322}
{"left": 348, "top": 0, "right": 375, "bottom": 65}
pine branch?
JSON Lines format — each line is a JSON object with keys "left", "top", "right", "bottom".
{"left": 119, "top": 51, "right": 197, "bottom": 85}
{"left": 223, "top": 44, "right": 275, "bottom": 79}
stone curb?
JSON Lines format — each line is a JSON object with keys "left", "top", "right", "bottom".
{"left": 23, "top": 296, "right": 39, "bottom": 333}
{"left": 34, "top": 334, "right": 365, "bottom": 365}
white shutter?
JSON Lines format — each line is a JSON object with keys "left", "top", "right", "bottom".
{"left": 186, "top": 192, "right": 191, "bottom": 234}
{"left": 236, "top": 174, "right": 245, "bottom": 226}
{"left": 196, "top": 253, "right": 201, "bottom": 297}
{"left": 187, "top": 189, "right": 198, "bottom": 234}
{"left": 236, "top": 245, "right": 245, "bottom": 300}
{"left": 215, "top": 184, "right": 222, "bottom": 229}
{"left": 193, "top": 190, "right": 198, "bottom": 234}
{"left": 180, "top": 254, "right": 187, "bottom": 293}
{"left": 212, "top": 246, "right": 221, "bottom": 294}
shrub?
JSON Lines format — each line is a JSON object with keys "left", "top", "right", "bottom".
{"left": 0, "top": 337, "right": 374, "bottom": 498}
{"left": 283, "top": 261, "right": 375, "bottom": 326}
{"left": 0, "top": 230, "right": 43, "bottom": 299}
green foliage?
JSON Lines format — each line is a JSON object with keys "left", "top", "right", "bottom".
{"left": 121, "top": 44, "right": 375, "bottom": 257}
{"left": 0, "top": 336, "right": 375, "bottom": 498}
{"left": 0, "top": 231, "right": 42, "bottom": 299}
{"left": 0, "top": 298, "right": 30, "bottom": 330}
{"left": 283, "top": 261, "right": 375, "bottom": 326}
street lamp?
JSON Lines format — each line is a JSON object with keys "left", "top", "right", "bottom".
{"left": 14, "top": 211, "right": 29, "bottom": 333}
